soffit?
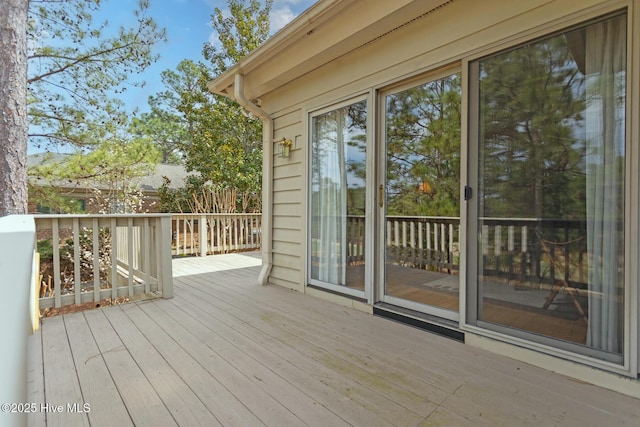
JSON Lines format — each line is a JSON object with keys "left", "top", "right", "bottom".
{"left": 208, "top": 0, "right": 452, "bottom": 101}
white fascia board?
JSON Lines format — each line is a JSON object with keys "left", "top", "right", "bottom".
{"left": 207, "top": 0, "right": 446, "bottom": 101}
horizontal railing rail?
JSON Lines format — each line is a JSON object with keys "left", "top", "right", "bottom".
{"left": 34, "top": 214, "right": 173, "bottom": 312}
{"left": 172, "top": 213, "right": 262, "bottom": 257}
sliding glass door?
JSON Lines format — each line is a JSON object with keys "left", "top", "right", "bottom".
{"left": 309, "top": 100, "right": 367, "bottom": 296}
{"left": 381, "top": 72, "right": 461, "bottom": 318}
{"left": 469, "top": 13, "right": 627, "bottom": 362}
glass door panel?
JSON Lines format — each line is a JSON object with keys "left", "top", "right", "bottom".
{"left": 383, "top": 73, "right": 461, "bottom": 316}
{"left": 473, "top": 14, "right": 626, "bottom": 360}
{"left": 310, "top": 100, "right": 367, "bottom": 295}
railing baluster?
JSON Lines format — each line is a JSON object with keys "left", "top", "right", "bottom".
{"left": 127, "top": 217, "right": 134, "bottom": 296}
{"left": 386, "top": 220, "right": 392, "bottom": 248}
{"left": 143, "top": 217, "right": 151, "bottom": 293}
{"left": 418, "top": 222, "right": 424, "bottom": 268}
{"left": 111, "top": 218, "right": 118, "bottom": 300}
{"left": 495, "top": 225, "right": 502, "bottom": 255}
{"left": 434, "top": 222, "right": 440, "bottom": 270}
{"left": 482, "top": 225, "right": 489, "bottom": 256}
{"left": 216, "top": 217, "right": 222, "bottom": 253}
{"left": 183, "top": 217, "right": 188, "bottom": 255}
{"left": 200, "top": 214, "right": 207, "bottom": 257}
{"left": 508, "top": 226, "right": 515, "bottom": 252}
{"left": 52, "top": 219, "right": 61, "bottom": 308}
{"left": 397, "top": 220, "right": 401, "bottom": 263}
{"left": 92, "top": 218, "right": 100, "bottom": 303}
{"left": 175, "top": 217, "right": 181, "bottom": 255}
{"left": 449, "top": 223, "right": 454, "bottom": 273}
{"left": 189, "top": 217, "right": 195, "bottom": 256}
{"left": 232, "top": 216, "right": 240, "bottom": 250}
{"left": 73, "top": 218, "right": 81, "bottom": 305}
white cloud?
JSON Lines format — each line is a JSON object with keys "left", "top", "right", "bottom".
{"left": 204, "top": 0, "right": 314, "bottom": 48}
{"left": 270, "top": 5, "right": 296, "bottom": 33}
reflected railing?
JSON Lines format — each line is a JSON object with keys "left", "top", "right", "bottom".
{"left": 479, "top": 217, "right": 588, "bottom": 290}
{"left": 346, "top": 215, "right": 589, "bottom": 289}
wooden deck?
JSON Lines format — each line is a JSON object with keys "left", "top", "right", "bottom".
{"left": 27, "top": 252, "right": 640, "bottom": 426}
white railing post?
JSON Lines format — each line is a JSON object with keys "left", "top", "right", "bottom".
{"left": 0, "top": 215, "right": 36, "bottom": 427}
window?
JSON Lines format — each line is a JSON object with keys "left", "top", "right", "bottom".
{"left": 37, "top": 198, "right": 86, "bottom": 214}
{"left": 472, "top": 13, "right": 627, "bottom": 361}
{"left": 309, "top": 100, "right": 367, "bottom": 294}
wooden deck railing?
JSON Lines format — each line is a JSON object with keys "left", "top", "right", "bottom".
{"left": 172, "top": 213, "right": 262, "bottom": 256}
{"left": 34, "top": 214, "right": 173, "bottom": 311}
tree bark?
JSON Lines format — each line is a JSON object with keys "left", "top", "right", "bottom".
{"left": 0, "top": 0, "right": 28, "bottom": 216}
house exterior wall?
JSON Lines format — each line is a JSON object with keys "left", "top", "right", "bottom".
{"left": 265, "top": 0, "right": 635, "bottom": 288}
{"left": 218, "top": 0, "right": 640, "bottom": 395}
{"left": 269, "top": 110, "right": 305, "bottom": 290}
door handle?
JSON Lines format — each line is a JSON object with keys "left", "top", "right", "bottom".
{"left": 464, "top": 185, "right": 473, "bottom": 201}
{"left": 379, "top": 184, "right": 384, "bottom": 208}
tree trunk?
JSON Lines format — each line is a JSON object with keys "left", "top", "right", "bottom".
{"left": 0, "top": 0, "right": 28, "bottom": 216}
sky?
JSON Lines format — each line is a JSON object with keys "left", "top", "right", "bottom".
{"left": 96, "top": 0, "right": 316, "bottom": 114}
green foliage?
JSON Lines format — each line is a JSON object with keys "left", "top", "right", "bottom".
{"left": 27, "top": 0, "right": 166, "bottom": 150}
{"left": 129, "top": 101, "right": 186, "bottom": 164}
{"left": 385, "top": 74, "right": 461, "bottom": 217}
{"left": 478, "top": 34, "right": 586, "bottom": 219}
{"left": 30, "top": 137, "right": 160, "bottom": 213}
{"left": 204, "top": 0, "right": 272, "bottom": 75}
{"left": 152, "top": 0, "right": 271, "bottom": 212}
{"left": 37, "top": 239, "right": 54, "bottom": 263}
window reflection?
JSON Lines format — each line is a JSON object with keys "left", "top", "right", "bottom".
{"left": 476, "top": 14, "right": 626, "bottom": 358}
{"left": 384, "top": 74, "right": 461, "bottom": 313}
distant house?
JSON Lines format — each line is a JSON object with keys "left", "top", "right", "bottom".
{"left": 208, "top": 0, "right": 640, "bottom": 396}
{"left": 28, "top": 153, "right": 191, "bottom": 213}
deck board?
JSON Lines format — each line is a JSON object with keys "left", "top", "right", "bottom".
{"left": 101, "top": 306, "right": 221, "bottom": 427}
{"left": 82, "top": 308, "right": 176, "bottom": 426}
{"left": 177, "top": 274, "right": 440, "bottom": 424}
{"left": 26, "top": 330, "right": 46, "bottom": 427}
{"left": 140, "top": 298, "right": 306, "bottom": 426}
{"left": 173, "top": 284, "right": 412, "bottom": 426}
{"left": 63, "top": 312, "right": 133, "bottom": 427}
{"left": 120, "top": 303, "right": 264, "bottom": 427}
{"left": 29, "top": 252, "right": 640, "bottom": 427}
{"left": 41, "top": 316, "right": 89, "bottom": 427}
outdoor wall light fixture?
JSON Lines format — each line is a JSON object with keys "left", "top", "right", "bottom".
{"left": 278, "top": 137, "right": 293, "bottom": 159}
